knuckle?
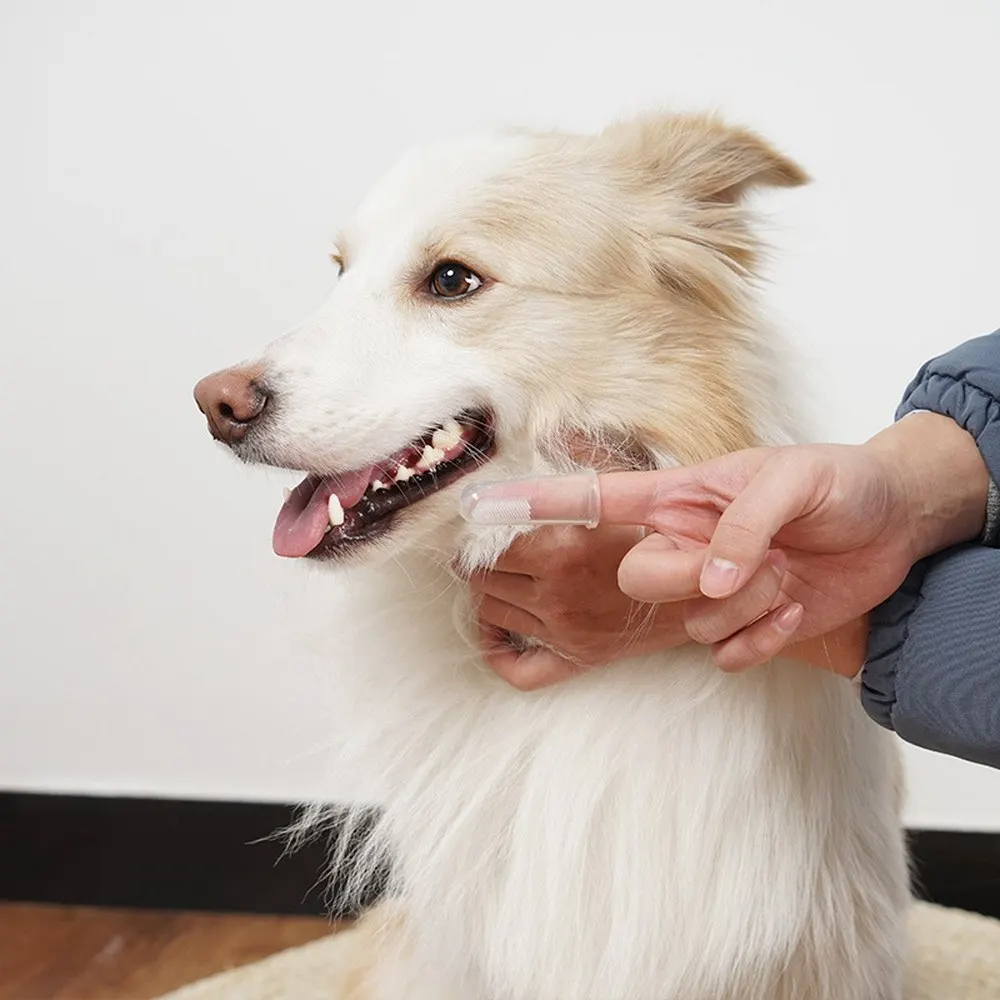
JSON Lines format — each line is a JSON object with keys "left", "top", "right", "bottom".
{"left": 711, "top": 618, "right": 787, "bottom": 672}
{"left": 712, "top": 643, "right": 749, "bottom": 673}
{"left": 508, "top": 655, "right": 567, "bottom": 692}
{"left": 685, "top": 608, "right": 727, "bottom": 646}
{"left": 506, "top": 669, "right": 541, "bottom": 692}
{"left": 741, "top": 576, "right": 781, "bottom": 613}
{"left": 648, "top": 478, "right": 675, "bottom": 524}
{"left": 717, "top": 518, "right": 761, "bottom": 549}
{"left": 743, "top": 629, "right": 783, "bottom": 666}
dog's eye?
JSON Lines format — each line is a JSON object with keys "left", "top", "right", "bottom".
{"left": 429, "top": 262, "right": 482, "bottom": 299}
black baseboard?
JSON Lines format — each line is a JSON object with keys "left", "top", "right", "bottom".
{"left": 0, "top": 793, "right": 383, "bottom": 918}
{"left": 1, "top": 792, "right": 997, "bottom": 919}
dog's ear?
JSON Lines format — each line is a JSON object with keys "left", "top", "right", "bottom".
{"left": 597, "top": 114, "right": 807, "bottom": 312}
{"left": 602, "top": 113, "right": 808, "bottom": 204}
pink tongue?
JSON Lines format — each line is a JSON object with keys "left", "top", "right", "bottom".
{"left": 272, "top": 467, "right": 373, "bottom": 558}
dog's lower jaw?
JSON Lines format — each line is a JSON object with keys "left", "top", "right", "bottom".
{"left": 318, "top": 554, "right": 907, "bottom": 1000}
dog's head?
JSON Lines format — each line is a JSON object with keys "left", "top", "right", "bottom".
{"left": 194, "top": 113, "right": 805, "bottom": 565}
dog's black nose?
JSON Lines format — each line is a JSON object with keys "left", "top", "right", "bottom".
{"left": 194, "top": 366, "right": 268, "bottom": 445}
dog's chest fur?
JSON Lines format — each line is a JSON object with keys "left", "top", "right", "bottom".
{"left": 324, "top": 550, "right": 907, "bottom": 1000}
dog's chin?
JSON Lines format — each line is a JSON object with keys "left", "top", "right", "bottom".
{"left": 268, "top": 408, "right": 496, "bottom": 564}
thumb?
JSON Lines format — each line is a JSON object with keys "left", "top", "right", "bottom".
{"left": 700, "top": 452, "right": 819, "bottom": 598}
{"left": 618, "top": 533, "right": 706, "bottom": 603}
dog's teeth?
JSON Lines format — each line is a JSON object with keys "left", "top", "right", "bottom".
{"left": 282, "top": 487, "right": 292, "bottom": 503}
{"left": 372, "top": 480, "right": 388, "bottom": 492}
{"left": 327, "top": 494, "right": 345, "bottom": 526}
{"left": 431, "top": 419, "right": 462, "bottom": 452}
{"left": 416, "top": 444, "right": 446, "bottom": 471}
{"left": 394, "top": 466, "right": 414, "bottom": 482}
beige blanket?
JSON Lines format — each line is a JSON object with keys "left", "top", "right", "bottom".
{"left": 157, "top": 902, "right": 1000, "bottom": 1000}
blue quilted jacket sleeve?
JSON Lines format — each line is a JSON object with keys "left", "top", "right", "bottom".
{"left": 861, "top": 329, "right": 1000, "bottom": 768}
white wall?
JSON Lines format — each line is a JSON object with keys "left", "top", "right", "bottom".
{"left": 2, "top": 0, "right": 999, "bottom": 830}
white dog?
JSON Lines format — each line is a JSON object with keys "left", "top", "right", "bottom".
{"left": 195, "top": 112, "right": 909, "bottom": 1000}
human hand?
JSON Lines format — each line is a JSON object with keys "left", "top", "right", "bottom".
{"left": 611, "top": 411, "right": 988, "bottom": 671}
{"left": 604, "top": 444, "right": 906, "bottom": 675}
{"left": 468, "top": 521, "right": 791, "bottom": 690}
{"left": 467, "top": 523, "right": 683, "bottom": 689}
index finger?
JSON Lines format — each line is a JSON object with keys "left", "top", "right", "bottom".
{"left": 459, "top": 469, "right": 690, "bottom": 528}
{"left": 595, "top": 469, "right": 691, "bottom": 526}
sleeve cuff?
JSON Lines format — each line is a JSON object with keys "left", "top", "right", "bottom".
{"left": 897, "top": 371, "right": 1000, "bottom": 487}
{"left": 860, "top": 562, "right": 929, "bottom": 732}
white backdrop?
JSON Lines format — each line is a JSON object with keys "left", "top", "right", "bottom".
{"left": 2, "top": 0, "right": 999, "bottom": 829}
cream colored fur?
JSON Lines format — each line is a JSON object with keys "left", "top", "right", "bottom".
{"left": 228, "top": 114, "right": 909, "bottom": 999}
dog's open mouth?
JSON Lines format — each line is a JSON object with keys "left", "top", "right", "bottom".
{"left": 273, "top": 410, "right": 495, "bottom": 559}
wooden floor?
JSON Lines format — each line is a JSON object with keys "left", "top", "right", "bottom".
{"left": 0, "top": 903, "right": 340, "bottom": 1000}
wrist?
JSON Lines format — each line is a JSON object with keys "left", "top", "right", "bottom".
{"left": 786, "top": 615, "right": 869, "bottom": 677}
{"left": 865, "top": 410, "right": 989, "bottom": 561}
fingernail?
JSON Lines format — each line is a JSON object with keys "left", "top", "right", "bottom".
{"left": 774, "top": 602, "right": 803, "bottom": 634}
{"left": 700, "top": 558, "right": 740, "bottom": 598}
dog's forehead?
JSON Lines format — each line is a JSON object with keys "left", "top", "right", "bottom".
{"left": 348, "top": 133, "right": 537, "bottom": 256}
